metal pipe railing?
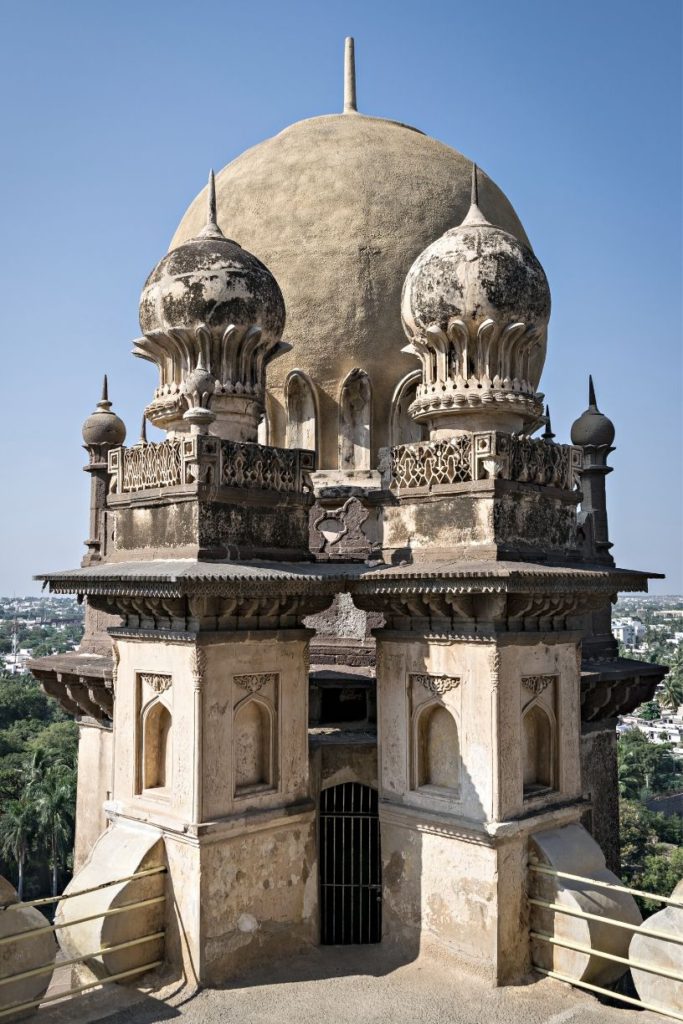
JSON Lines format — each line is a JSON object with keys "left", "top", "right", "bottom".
{"left": 0, "top": 865, "right": 167, "bottom": 912}
{"left": 528, "top": 897, "right": 683, "bottom": 945}
{"left": 530, "top": 929, "right": 683, "bottom": 984}
{"left": 0, "top": 895, "right": 166, "bottom": 947}
{"left": 528, "top": 863, "right": 683, "bottom": 908}
{"left": 0, "top": 930, "right": 165, "bottom": 988}
{"left": 533, "top": 966, "right": 683, "bottom": 1023}
{"left": 0, "top": 959, "right": 164, "bottom": 1021}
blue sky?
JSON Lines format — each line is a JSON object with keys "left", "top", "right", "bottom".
{"left": 0, "top": 0, "right": 680, "bottom": 593}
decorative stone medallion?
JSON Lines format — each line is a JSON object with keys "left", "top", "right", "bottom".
{"left": 140, "top": 673, "right": 172, "bottom": 693}
{"left": 411, "top": 673, "right": 460, "bottom": 695}
{"left": 521, "top": 674, "right": 556, "bottom": 694}
{"left": 234, "top": 672, "right": 278, "bottom": 693}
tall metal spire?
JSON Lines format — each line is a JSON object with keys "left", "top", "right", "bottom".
{"left": 471, "top": 163, "right": 479, "bottom": 206}
{"left": 197, "top": 169, "right": 225, "bottom": 240}
{"left": 588, "top": 374, "right": 598, "bottom": 410}
{"left": 460, "top": 162, "right": 489, "bottom": 227}
{"left": 344, "top": 37, "right": 357, "bottom": 113}
{"left": 101, "top": 374, "right": 109, "bottom": 403}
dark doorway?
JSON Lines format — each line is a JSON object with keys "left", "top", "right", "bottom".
{"left": 319, "top": 782, "right": 382, "bottom": 944}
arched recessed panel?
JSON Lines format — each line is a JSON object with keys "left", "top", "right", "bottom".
{"left": 143, "top": 701, "right": 172, "bottom": 791}
{"left": 339, "top": 368, "right": 371, "bottom": 471}
{"left": 389, "top": 370, "right": 427, "bottom": 447}
{"left": 234, "top": 699, "right": 271, "bottom": 794}
{"left": 418, "top": 705, "right": 460, "bottom": 790}
{"left": 523, "top": 705, "right": 553, "bottom": 793}
{"left": 285, "top": 371, "right": 317, "bottom": 452}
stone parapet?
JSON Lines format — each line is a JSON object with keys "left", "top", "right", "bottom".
{"left": 109, "top": 435, "right": 315, "bottom": 499}
{"left": 391, "top": 432, "right": 582, "bottom": 496}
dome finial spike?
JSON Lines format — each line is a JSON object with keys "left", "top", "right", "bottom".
{"left": 207, "top": 169, "right": 217, "bottom": 229}
{"left": 344, "top": 37, "right": 357, "bottom": 113}
{"left": 588, "top": 374, "right": 598, "bottom": 410}
{"left": 471, "top": 163, "right": 479, "bottom": 207}
{"left": 101, "top": 374, "right": 109, "bottom": 403}
{"left": 140, "top": 415, "right": 147, "bottom": 444}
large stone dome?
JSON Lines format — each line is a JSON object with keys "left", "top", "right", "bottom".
{"left": 171, "top": 112, "right": 532, "bottom": 472}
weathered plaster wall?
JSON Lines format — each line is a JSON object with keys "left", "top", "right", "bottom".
{"left": 374, "top": 631, "right": 583, "bottom": 981}
{"left": 74, "top": 723, "right": 113, "bottom": 870}
{"left": 580, "top": 721, "right": 620, "bottom": 873}
{"left": 381, "top": 487, "right": 578, "bottom": 562}
{"left": 198, "top": 812, "right": 317, "bottom": 982}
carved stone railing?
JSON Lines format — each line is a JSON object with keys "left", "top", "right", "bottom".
{"left": 391, "top": 431, "right": 582, "bottom": 494}
{"left": 108, "top": 436, "right": 315, "bottom": 497}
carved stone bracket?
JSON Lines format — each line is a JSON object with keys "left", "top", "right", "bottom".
{"left": 234, "top": 672, "right": 278, "bottom": 693}
{"left": 411, "top": 673, "right": 460, "bottom": 695}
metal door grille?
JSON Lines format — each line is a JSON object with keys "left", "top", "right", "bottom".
{"left": 319, "top": 782, "right": 381, "bottom": 945}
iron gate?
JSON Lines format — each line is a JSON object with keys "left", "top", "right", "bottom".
{"left": 319, "top": 782, "right": 382, "bottom": 945}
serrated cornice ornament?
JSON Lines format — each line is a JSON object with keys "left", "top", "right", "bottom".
{"left": 234, "top": 672, "right": 278, "bottom": 693}
{"left": 411, "top": 673, "right": 460, "bottom": 695}
{"left": 140, "top": 673, "right": 172, "bottom": 693}
{"left": 521, "top": 674, "right": 556, "bottom": 694}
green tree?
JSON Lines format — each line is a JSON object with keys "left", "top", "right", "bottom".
{"left": 640, "top": 848, "right": 683, "bottom": 904}
{"left": 30, "top": 761, "right": 76, "bottom": 897}
{"left": 638, "top": 700, "right": 661, "bottom": 721}
{"left": 0, "top": 796, "right": 35, "bottom": 899}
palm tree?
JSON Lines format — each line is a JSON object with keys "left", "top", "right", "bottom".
{"left": 32, "top": 765, "right": 75, "bottom": 897}
{"left": 0, "top": 796, "right": 35, "bottom": 899}
{"left": 660, "top": 674, "right": 683, "bottom": 713}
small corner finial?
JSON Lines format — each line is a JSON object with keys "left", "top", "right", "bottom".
{"left": 140, "top": 415, "right": 147, "bottom": 444}
{"left": 588, "top": 374, "right": 598, "bottom": 410}
{"left": 344, "top": 37, "right": 357, "bottom": 113}
{"left": 471, "top": 163, "right": 479, "bottom": 207}
{"left": 102, "top": 374, "right": 109, "bottom": 403}
{"left": 542, "top": 403, "right": 555, "bottom": 442}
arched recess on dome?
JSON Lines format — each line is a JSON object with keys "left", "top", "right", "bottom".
{"left": 339, "top": 368, "right": 371, "bottom": 472}
{"left": 389, "top": 369, "right": 428, "bottom": 447}
{"left": 414, "top": 701, "right": 460, "bottom": 792}
{"left": 234, "top": 696, "right": 275, "bottom": 796}
{"left": 285, "top": 370, "right": 318, "bottom": 453}
{"left": 141, "top": 698, "right": 173, "bottom": 792}
{"left": 522, "top": 704, "right": 555, "bottom": 795}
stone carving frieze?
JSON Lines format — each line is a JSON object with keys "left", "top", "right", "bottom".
{"left": 234, "top": 672, "right": 278, "bottom": 693}
{"left": 108, "top": 436, "right": 314, "bottom": 497}
{"left": 140, "top": 673, "right": 172, "bottom": 693}
{"left": 411, "top": 673, "right": 460, "bottom": 695}
{"left": 521, "top": 674, "right": 556, "bottom": 694}
{"left": 391, "top": 431, "right": 581, "bottom": 494}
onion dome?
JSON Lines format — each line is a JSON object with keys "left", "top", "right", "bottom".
{"left": 134, "top": 172, "right": 286, "bottom": 440}
{"left": 82, "top": 376, "right": 126, "bottom": 449}
{"left": 571, "top": 376, "right": 615, "bottom": 448}
{"left": 401, "top": 166, "right": 551, "bottom": 435}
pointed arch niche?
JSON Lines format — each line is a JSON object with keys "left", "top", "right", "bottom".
{"left": 389, "top": 370, "right": 428, "bottom": 447}
{"left": 233, "top": 695, "right": 276, "bottom": 797}
{"left": 339, "top": 368, "right": 371, "bottom": 471}
{"left": 285, "top": 370, "right": 318, "bottom": 452}
{"left": 414, "top": 701, "right": 461, "bottom": 792}
{"left": 139, "top": 686, "right": 173, "bottom": 797}
{"left": 521, "top": 675, "right": 558, "bottom": 799}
